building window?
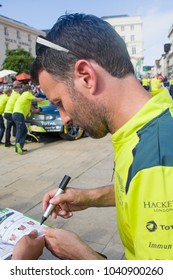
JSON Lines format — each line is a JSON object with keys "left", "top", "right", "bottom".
{"left": 17, "top": 30, "right": 21, "bottom": 39}
{"left": 5, "top": 43, "right": 9, "bottom": 50}
{"left": 131, "top": 35, "right": 135, "bottom": 41}
{"left": 121, "top": 25, "right": 125, "bottom": 31}
{"left": 28, "top": 34, "right": 31, "bottom": 42}
{"left": 130, "top": 25, "right": 134, "bottom": 31}
{"left": 4, "top": 26, "right": 9, "bottom": 36}
{"left": 132, "top": 47, "right": 136, "bottom": 55}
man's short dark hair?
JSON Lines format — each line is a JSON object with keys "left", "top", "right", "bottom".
{"left": 31, "top": 13, "right": 134, "bottom": 83}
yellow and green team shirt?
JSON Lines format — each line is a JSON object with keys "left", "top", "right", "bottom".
{"left": 4, "top": 90, "right": 20, "bottom": 114}
{"left": 111, "top": 88, "right": 173, "bottom": 260}
{"left": 0, "top": 94, "right": 9, "bottom": 114}
{"left": 13, "top": 91, "right": 35, "bottom": 119}
{"left": 150, "top": 78, "right": 161, "bottom": 95}
{"left": 142, "top": 78, "right": 150, "bottom": 87}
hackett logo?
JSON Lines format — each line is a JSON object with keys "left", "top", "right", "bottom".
{"left": 144, "top": 200, "right": 173, "bottom": 209}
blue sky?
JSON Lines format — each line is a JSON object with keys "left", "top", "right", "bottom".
{"left": 0, "top": 0, "right": 173, "bottom": 65}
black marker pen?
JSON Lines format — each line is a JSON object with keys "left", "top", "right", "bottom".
{"left": 40, "top": 175, "right": 71, "bottom": 225}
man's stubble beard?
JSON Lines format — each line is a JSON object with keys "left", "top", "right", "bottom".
{"left": 69, "top": 86, "right": 109, "bottom": 139}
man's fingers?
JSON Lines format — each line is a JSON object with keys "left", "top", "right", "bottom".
{"left": 58, "top": 209, "right": 73, "bottom": 218}
{"left": 42, "top": 189, "right": 57, "bottom": 211}
{"left": 42, "top": 227, "right": 58, "bottom": 237}
{"left": 27, "top": 230, "right": 38, "bottom": 239}
{"left": 55, "top": 203, "right": 73, "bottom": 217}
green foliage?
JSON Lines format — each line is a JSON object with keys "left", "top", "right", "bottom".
{"left": 2, "top": 48, "right": 34, "bottom": 74}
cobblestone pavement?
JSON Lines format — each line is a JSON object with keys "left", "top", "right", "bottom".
{"left": 0, "top": 134, "right": 124, "bottom": 260}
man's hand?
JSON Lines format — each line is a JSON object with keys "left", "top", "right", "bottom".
{"left": 11, "top": 230, "right": 45, "bottom": 260}
{"left": 30, "top": 106, "right": 41, "bottom": 113}
{"left": 43, "top": 228, "right": 105, "bottom": 260}
{"left": 42, "top": 185, "right": 115, "bottom": 219}
{"left": 42, "top": 187, "right": 90, "bottom": 219}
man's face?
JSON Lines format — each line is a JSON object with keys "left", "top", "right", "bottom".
{"left": 38, "top": 70, "right": 108, "bottom": 139}
{"left": 14, "top": 86, "right": 23, "bottom": 94}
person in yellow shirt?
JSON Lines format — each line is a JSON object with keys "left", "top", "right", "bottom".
{"left": 170, "top": 76, "right": 173, "bottom": 86}
{"left": 0, "top": 87, "right": 12, "bottom": 144}
{"left": 142, "top": 76, "right": 150, "bottom": 91}
{"left": 169, "top": 75, "right": 173, "bottom": 98}
{"left": 4, "top": 80, "right": 23, "bottom": 147}
{"left": 150, "top": 74, "right": 161, "bottom": 95}
{"left": 12, "top": 13, "right": 173, "bottom": 260}
{"left": 12, "top": 84, "right": 44, "bottom": 154}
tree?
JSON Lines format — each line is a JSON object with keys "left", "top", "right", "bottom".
{"left": 2, "top": 48, "right": 34, "bottom": 74}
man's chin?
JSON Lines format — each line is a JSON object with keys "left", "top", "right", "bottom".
{"left": 85, "top": 131, "right": 107, "bottom": 139}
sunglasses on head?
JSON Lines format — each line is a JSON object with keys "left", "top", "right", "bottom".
{"left": 36, "top": 36, "right": 70, "bottom": 56}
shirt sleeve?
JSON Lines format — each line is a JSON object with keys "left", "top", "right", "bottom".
{"left": 127, "top": 166, "right": 173, "bottom": 259}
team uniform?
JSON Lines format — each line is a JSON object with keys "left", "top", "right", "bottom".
{"left": 169, "top": 78, "right": 173, "bottom": 98}
{"left": 4, "top": 90, "right": 20, "bottom": 146}
{"left": 12, "top": 91, "right": 35, "bottom": 152}
{"left": 142, "top": 77, "right": 150, "bottom": 91}
{"left": 0, "top": 93, "right": 9, "bottom": 143}
{"left": 112, "top": 88, "right": 173, "bottom": 259}
{"left": 150, "top": 77, "right": 161, "bottom": 95}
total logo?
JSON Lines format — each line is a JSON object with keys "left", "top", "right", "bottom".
{"left": 146, "top": 220, "right": 173, "bottom": 232}
{"left": 146, "top": 221, "right": 157, "bottom": 232}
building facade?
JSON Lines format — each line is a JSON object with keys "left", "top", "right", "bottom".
{"left": 0, "top": 15, "right": 45, "bottom": 69}
{"left": 102, "top": 15, "right": 143, "bottom": 77}
{"left": 166, "top": 24, "right": 173, "bottom": 77}
{"left": 147, "top": 23, "right": 173, "bottom": 78}
{"left": 0, "top": 14, "right": 144, "bottom": 77}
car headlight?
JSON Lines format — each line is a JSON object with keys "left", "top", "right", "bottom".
{"left": 44, "top": 115, "right": 54, "bottom": 120}
{"left": 38, "top": 115, "right": 54, "bottom": 120}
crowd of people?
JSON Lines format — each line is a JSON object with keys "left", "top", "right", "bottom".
{"left": 0, "top": 80, "right": 46, "bottom": 154}
{"left": 141, "top": 74, "right": 173, "bottom": 96}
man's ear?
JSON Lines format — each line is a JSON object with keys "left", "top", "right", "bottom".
{"left": 74, "top": 60, "right": 97, "bottom": 94}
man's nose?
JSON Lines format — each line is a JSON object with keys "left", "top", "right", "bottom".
{"left": 59, "top": 108, "right": 72, "bottom": 125}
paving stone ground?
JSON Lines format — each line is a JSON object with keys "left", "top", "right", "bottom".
{"left": 0, "top": 134, "right": 124, "bottom": 260}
